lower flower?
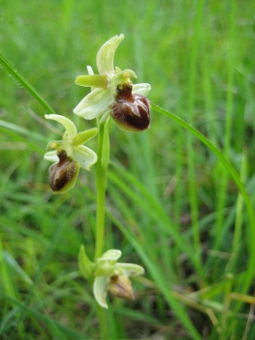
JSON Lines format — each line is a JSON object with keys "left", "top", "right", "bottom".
{"left": 92, "top": 249, "right": 145, "bottom": 309}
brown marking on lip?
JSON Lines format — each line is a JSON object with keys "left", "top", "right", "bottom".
{"left": 110, "top": 83, "right": 150, "bottom": 132}
{"left": 49, "top": 151, "right": 77, "bottom": 192}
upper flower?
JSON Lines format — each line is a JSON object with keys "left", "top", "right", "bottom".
{"left": 73, "top": 34, "right": 151, "bottom": 129}
{"left": 44, "top": 114, "right": 97, "bottom": 193}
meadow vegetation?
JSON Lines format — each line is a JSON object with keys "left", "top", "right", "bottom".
{"left": 1, "top": 1, "right": 255, "bottom": 339}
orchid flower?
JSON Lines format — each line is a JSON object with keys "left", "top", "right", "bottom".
{"left": 74, "top": 34, "right": 151, "bottom": 131}
{"left": 93, "top": 249, "right": 144, "bottom": 309}
{"left": 44, "top": 114, "right": 97, "bottom": 193}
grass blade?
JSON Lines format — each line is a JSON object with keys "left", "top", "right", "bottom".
{"left": 0, "top": 52, "right": 55, "bottom": 114}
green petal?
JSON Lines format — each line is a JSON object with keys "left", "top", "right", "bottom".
{"left": 73, "top": 88, "right": 112, "bottom": 120}
{"left": 45, "top": 114, "right": 77, "bottom": 138}
{"left": 72, "top": 128, "right": 98, "bottom": 146}
{"left": 73, "top": 145, "right": 97, "bottom": 170}
{"left": 116, "top": 263, "right": 145, "bottom": 277}
{"left": 44, "top": 150, "right": 58, "bottom": 163}
{"left": 96, "top": 34, "right": 124, "bottom": 76}
{"left": 93, "top": 276, "right": 109, "bottom": 309}
{"left": 97, "top": 249, "right": 122, "bottom": 264}
{"left": 132, "top": 83, "right": 151, "bottom": 96}
{"left": 75, "top": 75, "right": 108, "bottom": 89}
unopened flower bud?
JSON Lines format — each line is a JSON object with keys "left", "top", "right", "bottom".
{"left": 110, "top": 83, "right": 150, "bottom": 132}
{"left": 49, "top": 150, "right": 80, "bottom": 193}
{"left": 107, "top": 275, "right": 134, "bottom": 300}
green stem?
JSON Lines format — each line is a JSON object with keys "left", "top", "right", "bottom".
{"left": 97, "top": 305, "right": 108, "bottom": 340}
{"left": 94, "top": 119, "right": 110, "bottom": 339}
{"left": 95, "top": 120, "right": 109, "bottom": 260}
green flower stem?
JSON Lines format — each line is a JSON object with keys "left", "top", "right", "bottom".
{"left": 97, "top": 305, "right": 109, "bottom": 340}
{"left": 95, "top": 119, "right": 110, "bottom": 260}
{"left": 94, "top": 119, "right": 110, "bottom": 339}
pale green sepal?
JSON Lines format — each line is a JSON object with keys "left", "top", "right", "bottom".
{"left": 75, "top": 75, "right": 108, "bottom": 89}
{"left": 78, "top": 245, "right": 95, "bottom": 279}
{"left": 73, "top": 88, "right": 112, "bottom": 120}
{"left": 96, "top": 34, "right": 124, "bottom": 76}
{"left": 116, "top": 263, "right": 145, "bottom": 277}
{"left": 73, "top": 128, "right": 98, "bottom": 146}
{"left": 132, "top": 83, "right": 151, "bottom": 96}
{"left": 73, "top": 146, "right": 97, "bottom": 170}
{"left": 45, "top": 114, "right": 77, "bottom": 138}
{"left": 44, "top": 150, "right": 58, "bottom": 163}
{"left": 97, "top": 249, "right": 122, "bottom": 264}
{"left": 93, "top": 276, "right": 109, "bottom": 309}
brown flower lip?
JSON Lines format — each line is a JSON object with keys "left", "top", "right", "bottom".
{"left": 49, "top": 150, "right": 77, "bottom": 192}
{"left": 107, "top": 274, "right": 135, "bottom": 300}
{"left": 110, "top": 83, "right": 150, "bottom": 132}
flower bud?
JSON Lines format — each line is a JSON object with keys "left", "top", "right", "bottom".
{"left": 107, "top": 275, "right": 134, "bottom": 300}
{"left": 110, "top": 83, "right": 150, "bottom": 132}
{"left": 49, "top": 150, "right": 80, "bottom": 193}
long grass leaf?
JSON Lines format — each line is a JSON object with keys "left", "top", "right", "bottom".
{"left": 151, "top": 103, "right": 255, "bottom": 310}
{"left": 0, "top": 52, "right": 55, "bottom": 113}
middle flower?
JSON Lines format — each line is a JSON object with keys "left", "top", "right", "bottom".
{"left": 44, "top": 114, "right": 98, "bottom": 193}
{"left": 74, "top": 34, "right": 151, "bottom": 131}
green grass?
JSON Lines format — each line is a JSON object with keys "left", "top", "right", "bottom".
{"left": 1, "top": 0, "right": 255, "bottom": 338}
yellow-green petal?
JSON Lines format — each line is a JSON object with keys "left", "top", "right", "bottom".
{"left": 75, "top": 74, "right": 108, "bottom": 89}
{"left": 72, "top": 128, "right": 98, "bottom": 146}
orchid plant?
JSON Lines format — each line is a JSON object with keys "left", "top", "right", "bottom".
{"left": 44, "top": 35, "right": 150, "bottom": 310}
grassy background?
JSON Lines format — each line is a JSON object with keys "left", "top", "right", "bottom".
{"left": 1, "top": 0, "right": 255, "bottom": 339}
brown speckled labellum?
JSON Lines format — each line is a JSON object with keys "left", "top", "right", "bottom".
{"left": 107, "top": 275, "right": 134, "bottom": 300}
{"left": 49, "top": 150, "right": 79, "bottom": 193}
{"left": 110, "top": 83, "right": 150, "bottom": 132}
